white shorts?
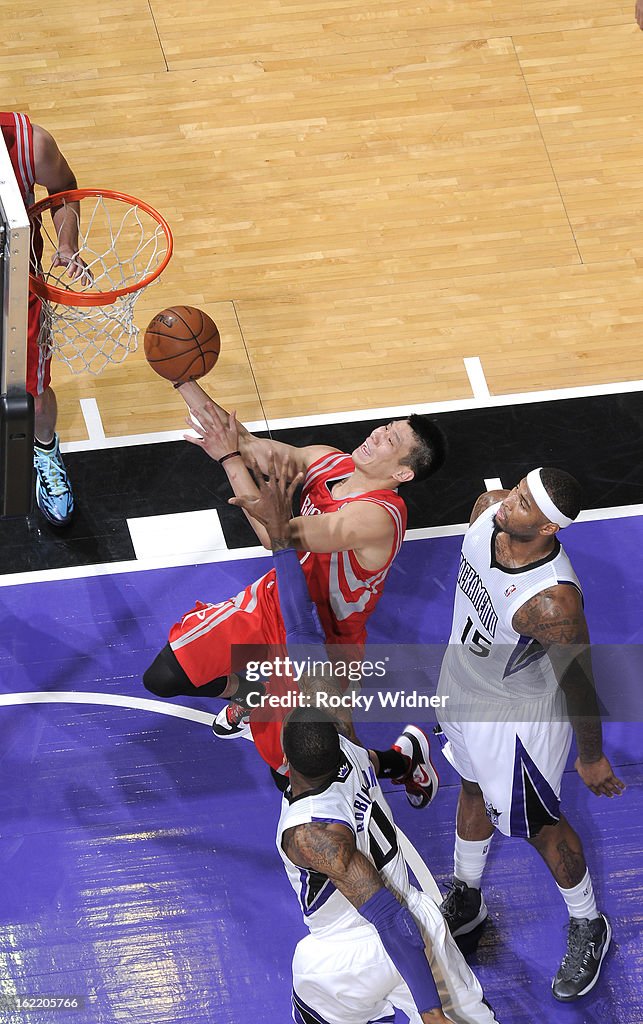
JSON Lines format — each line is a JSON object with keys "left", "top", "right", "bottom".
{"left": 291, "top": 892, "right": 499, "bottom": 1024}
{"left": 437, "top": 663, "right": 572, "bottom": 838}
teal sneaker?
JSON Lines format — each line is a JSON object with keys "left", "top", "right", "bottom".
{"left": 34, "top": 433, "right": 74, "bottom": 526}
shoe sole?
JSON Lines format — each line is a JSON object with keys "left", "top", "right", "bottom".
{"left": 551, "top": 915, "right": 612, "bottom": 1002}
{"left": 403, "top": 725, "right": 440, "bottom": 806}
{"left": 450, "top": 894, "right": 489, "bottom": 937}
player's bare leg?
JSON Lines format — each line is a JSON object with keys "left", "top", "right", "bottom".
{"left": 456, "top": 779, "right": 494, "bottom": 843}
{"left": 34, "top": 384, "right": 57, "bottom": 444}
{"left": 440, "top": 779, "right": 492, "bottom": 937}
{"left": 527, "top": 813, "right": 585, "bottom": 887}
{"left": 33, "top": 385, "right": 74, "bottom": 525}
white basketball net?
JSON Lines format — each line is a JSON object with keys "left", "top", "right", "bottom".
{"left": 30, "top": 193, "right": 172, "bottom": 375}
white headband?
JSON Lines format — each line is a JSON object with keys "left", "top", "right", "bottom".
{"left": 525, "top": 468, "right": 574, "bottom": 529}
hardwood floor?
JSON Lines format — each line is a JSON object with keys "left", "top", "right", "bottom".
{"left": 2, "top": 1, "right": 642, "bottom": 439}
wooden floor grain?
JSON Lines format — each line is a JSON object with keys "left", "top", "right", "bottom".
{"left": 3, "top": 1, "right": 642, "bottom": 439}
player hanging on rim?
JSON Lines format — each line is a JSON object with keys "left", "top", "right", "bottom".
{"left": 143, "top": 380, "right": 446, "bottom": 800}
{"left": 0, "top": 112, "right": 88, "bottom": 526}
{"left": 435, "top": 468, "right": 625, "bottom": 1001}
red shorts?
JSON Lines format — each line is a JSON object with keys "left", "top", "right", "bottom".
{"left": 169, "top": 569, "right": 363, "bottom": 772}
{"left": 26, "top": 292, "right": 51, "bottom": 396}
{"left": 169, "top": 569, "right": 287, "bottom": 685}
{"left": 169, "top": 569, "right": 294, "bottom": 770}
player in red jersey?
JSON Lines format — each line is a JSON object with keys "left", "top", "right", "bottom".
{"left": 0, "top": 112, "right": 87, "bottom": 525}
{"left": 143, "top": 382, "right": 447, "bottom": 765}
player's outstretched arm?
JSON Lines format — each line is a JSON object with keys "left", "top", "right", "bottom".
{"left": 184, "top": 407, "right": 272, "bottom": 546}
{"left": 32, "top": 125, "right": 89, "bottom": 281}
{"left": 175, "top": 382, "right": 335, "bottom": 478}
{"left": 282, "top": 821, "right": 450, "bottom": 1022}
{"left": 229, "top": 452, "right": 303, "bottom": 549}
{"left": 512, "top": 587, "right": 626, "bottom": 799}
{"left": 232, "top": 456, "right": 360, "bottom": 738}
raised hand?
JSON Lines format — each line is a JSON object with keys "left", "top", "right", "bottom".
{"left": 52, "top": 247, "right": 93, "bottom": 285}
{"left": 184, "top": 405, "right": 241, "bottom": 463}
{"left": 229, "top": 451, "right": 303, "bottom": 547}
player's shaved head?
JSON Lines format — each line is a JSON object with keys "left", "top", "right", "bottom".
{"left": 283, "top": 706, "right": 342, "bottom": 779}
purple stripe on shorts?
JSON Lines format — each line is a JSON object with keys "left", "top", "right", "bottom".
{"left": 510, "top": 735, "right": 561, "bottom": 838}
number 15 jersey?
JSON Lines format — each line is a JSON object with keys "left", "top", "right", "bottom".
{"left": 446, "top": 502, "right": 582, "bottom": 700}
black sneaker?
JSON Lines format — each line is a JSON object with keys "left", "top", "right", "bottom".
{"left": 391, "top": 724, "right": 439, "bottom": 809}
{"left": 440, "top": 878, "right": 488, "bottom": 937}
{"left": 551, "top": 914, "right": 612, "bottom": 1001}
{"left": 212, "top": 701, "right": 252, "bottom": 739}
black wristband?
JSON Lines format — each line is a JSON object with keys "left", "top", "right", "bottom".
{"left": 219, "top": 451, "right": 242, "bottom": 466}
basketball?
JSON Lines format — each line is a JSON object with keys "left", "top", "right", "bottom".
{"left": 143, "top": 306, "right": 221, "bottom": 384}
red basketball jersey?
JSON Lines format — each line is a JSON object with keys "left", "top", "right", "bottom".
{"left": 0, "top": 112, "right": 36, "bottom": 204}
{"left": 297, "top": 450, "right": 407, "bottom": 645}
{"left": 0, "top": 112, "right": 42, "bottom": 264}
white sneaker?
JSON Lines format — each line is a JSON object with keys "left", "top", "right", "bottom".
{"left": 391, "top": 724, "right": 439, "bottom": 809}
{"left": 212, "top": 702, "right": 252, "bottom": 739}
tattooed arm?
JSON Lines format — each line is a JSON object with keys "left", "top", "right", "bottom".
{"left": 513, "top": 586, "right": 625, "bottom": 798}
{"left": 282, "top": 821, "right": 382, "bottom": 907}
{"left": 469, "top": 489, "right": 509, "bottom": 526}
{"left": 282, "top": 822, "right": 450, "bottom": 1022}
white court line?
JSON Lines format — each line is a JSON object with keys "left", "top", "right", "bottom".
{"left": 463, "top": 357, "right": 490, "bottom": 400}
{"left": 79, "top": 398, "right": 106, "bottom": 442}
{"left": 60, "top": 377, "right": 643, "bottom": 453}
{"left": 0, "top": 690, "right": 215, "bottom": 723}
{"left": 398, "top": 830, "right": 441, "bottom": 903}
{"left": 0, "top": 691, "right": 261, "bottom": 744}
{"left": 484, "top": 478, "right": 504, "bottom": 491}
{"left": 405, "top": 523, "right": 469, "bottom": 542}
{"left": 0, "top": 543, "right": 271, "bottom": 588}
{"left": 0, "top": 690, "right": 441, "bottom": 895}
{"left": 1, "top": 504, "right": 642, "bottom": 588}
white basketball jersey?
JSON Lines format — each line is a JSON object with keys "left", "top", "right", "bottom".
{"left": 276, "top": 736, "right": 412, "bottom": 938}
{"left": 445, "top": 502, "right": 582, "bottom": 699}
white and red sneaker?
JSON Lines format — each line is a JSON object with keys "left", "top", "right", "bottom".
{"left": 391, "top": 725, "right": 439, "bottom": 809}
{"left": 212, "top": 701, "right": 252, "bottom": 740}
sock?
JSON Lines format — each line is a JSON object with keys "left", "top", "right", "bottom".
{"left": 34, "top": 435, "right": 56, "bottom": 452}
{"left": 232, "top": 673, "right": 266, "bottom": 708}
{"left": 454, "top": 832, "right": 493, "bottom": 890}
{"left": 194, "top": 676, "right": 228, "bottom": 698}
{"left": 372, "top": 748, "right": 410, "bottom": 780}
{"left": 557, "top": 869, "right": 599, "bottom": 921}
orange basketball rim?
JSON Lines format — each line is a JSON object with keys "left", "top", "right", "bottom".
{"left": 27, "top": 188, "right": 174, "bottom": 374}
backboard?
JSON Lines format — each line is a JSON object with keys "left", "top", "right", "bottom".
{"left": 0, "top": 130, "right": 33, "bottom": 517}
